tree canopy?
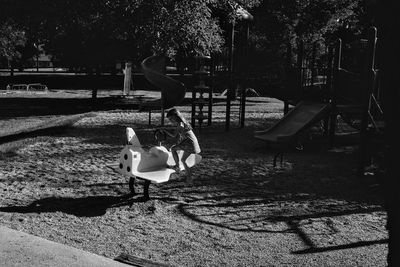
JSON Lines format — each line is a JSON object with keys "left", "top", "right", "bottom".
{"left": 0, "top": 0, "right": 369, "bottom": 70}
{"left": 0, "top": 22, "right": 26, "bottom": 62}
{"left": 245, "top": 0, "right": 366, "bottom": 71}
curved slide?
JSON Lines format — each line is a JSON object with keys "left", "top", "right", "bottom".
{"left": 254, "top": 101, "right": 330, "bottom": 144}
{"left": 141, "top": 55, "right": 186, "bottom": 109}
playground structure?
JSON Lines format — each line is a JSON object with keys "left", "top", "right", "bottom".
{"left": 115, "top": 24, "right": 383, "bottom": 177}
{"left": 126, "top": 4, "right": 254, "bottom": 131}
{"left": 254, "top": 27, "right": 384, "bottom": 174}
{"left": 254, "top": 102, "right": 330, "bottom": 166}
{"left": 254, "top": 37, "right": 334, "bottom": 166}
{"left": 140, "top": 55, "right": 186, "bottom": 126}
{"left": 138, "top": 51, "right": 250, "bottom": 131}
{"left": 134, "top": 22, "right": 382, "bottom": 177}
{"left": 191, "top": 56, "right": 214, "bottom": 130}
{"left": 223, "top": 6, "right": 253, "bottom": 130}
{"left": 274, "top": 40, "right": 334, "bottom": 114}
{"left": 109, "top": 127, "right": 201, "bottom": 200}
{"left": 329, "top": 27, "right": 383, "bottom": 176}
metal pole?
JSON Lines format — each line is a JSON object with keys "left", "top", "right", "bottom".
{"left": 240, "top": 22, "right": 250, "bottom": 128}
{"left": 226, "top": 21, "right": 235, "bottom": 131}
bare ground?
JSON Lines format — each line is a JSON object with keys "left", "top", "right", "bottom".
{"left": 0, "top": 94, "right": 388, "bottom": 266}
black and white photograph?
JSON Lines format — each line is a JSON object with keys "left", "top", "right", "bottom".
{"left": 1, "top": 0, "right": 399, "bottom": 266}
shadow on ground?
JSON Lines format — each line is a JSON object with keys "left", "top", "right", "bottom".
{"left": 0, "top": 193, "right": 154, "bottom": 217}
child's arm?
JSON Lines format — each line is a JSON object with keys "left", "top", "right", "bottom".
{"left": 163, "top": 128, "right": 177, "bottom": 138}
{"left": 162, "top": 123, "right": 183, "bottom": 139}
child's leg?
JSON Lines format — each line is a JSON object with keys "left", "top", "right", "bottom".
{"left": 181, "top": 150, "right": 193, "bottom": 183}
{"left": 170, "top": 146, "right": 180, "bottom": 168}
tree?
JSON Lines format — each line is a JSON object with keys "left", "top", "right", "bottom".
{"left": 246, "top": 0, "right": 364, "bottom": 71}
{"left": 1, "top": 0, "right": 368, "bottom": 73}
{"left": 375, "top": 0, "right": 400, "bottom": 265}
{"left": 0, "top": 22, "right": 26, "bottom": 67}
{"left": 1, "top": 0, "right": 238, "bottom": 70}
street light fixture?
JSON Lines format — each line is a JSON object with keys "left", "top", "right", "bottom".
{"left": 33, "top": 43, "right": 39, "bottom": 72}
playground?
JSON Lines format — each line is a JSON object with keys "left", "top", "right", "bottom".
{"left": 0, "top": 86, "right": 388, "bottom": 266}
{"left": 0, "top": 24, "right": 390, "bottom": 264}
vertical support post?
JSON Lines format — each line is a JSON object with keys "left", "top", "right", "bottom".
{"left": 326, "top": 45, "right": 334, "bottom": 101}
{"left": 208, "top": 56, "right": 214, "bottom": 126}
{"left": 92, "top": 69, "right": 98, "bottom": 99}
{"left": 148, "top": 110, "right": 152, "bottom": 125}
{"left": 240, "top": 21, "right": 250, "bottom": 128}
{"left": 329, "top": 39, "right": 342, "bottom": 148}
{"left": 192, "top": 56, "right": 211, "bottom": 132}
{"left": 283, "top": 43, "right": 291, "bottom": 115}
{"left": 143, "top": 180, "right": 151, "bottom": 200}
{"left": 240, "top": 89, "right": 246, "bottom": 128}
{"left": 226, "top": 21, "right": 235, "bottom": 131}
{"left": 92, "top": 88, "right": 98, "bottom": 99}
{"left": 34, "top": 43, "right": 39, "bottom": 72}
{"left": 161, "top": 92, "right": 165, "bottom": 127}
{"left": 311, "top": 43, "right": 317, "bottom": 89}
{"left": 358, "top": 27, "right": 377, "bottom": 177}
{"left": 198, "top": 57, "right": 204, "bottom": 131}
{"left": 297, "top": 40, "right": 304, "bottom": 98}
{"left": 191, "top": 85, "right": 196, "bottom": 128}
{"left": 284, "top": 102, "right": 289, "bottom": 115}
{"left": 323, "top": 44, "right": 334, "bottom": 136}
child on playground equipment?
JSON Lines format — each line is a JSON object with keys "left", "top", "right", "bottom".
{"left": 162, "top": 108, "right": 201, "bottom": 184}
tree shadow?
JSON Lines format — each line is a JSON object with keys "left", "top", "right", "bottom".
{"left": 0, "top": 194, "right": 148, "bottom": 217}
{"left": 56, "top": 124, "right": 162, "bottom": 147}
{"left": 0, "top": 97, "right": 141, "bottom": 118}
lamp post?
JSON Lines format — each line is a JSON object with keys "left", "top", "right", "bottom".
{"left": 33, "top": 43, "right": 39, "bottom": 72}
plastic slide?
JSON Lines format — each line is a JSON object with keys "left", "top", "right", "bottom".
{"left": 141, "top": 55, "right": 186, "bottom": 109}
{"left": 254, "top": 101, "right": 330, "bottom": 143}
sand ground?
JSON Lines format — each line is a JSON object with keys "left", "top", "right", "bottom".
{"left": 0, "top": 92, "right": 388, "bottom": 266}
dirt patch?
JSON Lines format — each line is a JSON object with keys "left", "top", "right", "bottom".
{"left": 0, "top": 97, "right": 388, "bottom": 266}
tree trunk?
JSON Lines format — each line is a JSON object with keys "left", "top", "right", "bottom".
{"left": 377, "top": 1, "right": 400, "bottom": 265}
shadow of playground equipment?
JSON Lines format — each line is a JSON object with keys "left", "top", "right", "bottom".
{"left": 176, "top": 196, "right": 386, "bottom": 254}
{"left": 157, "top": 143, "right": 387, "bottom": 254}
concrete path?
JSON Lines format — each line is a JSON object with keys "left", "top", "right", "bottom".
{"left": 0, "top": 226, "right": 128, "bottom": 267}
